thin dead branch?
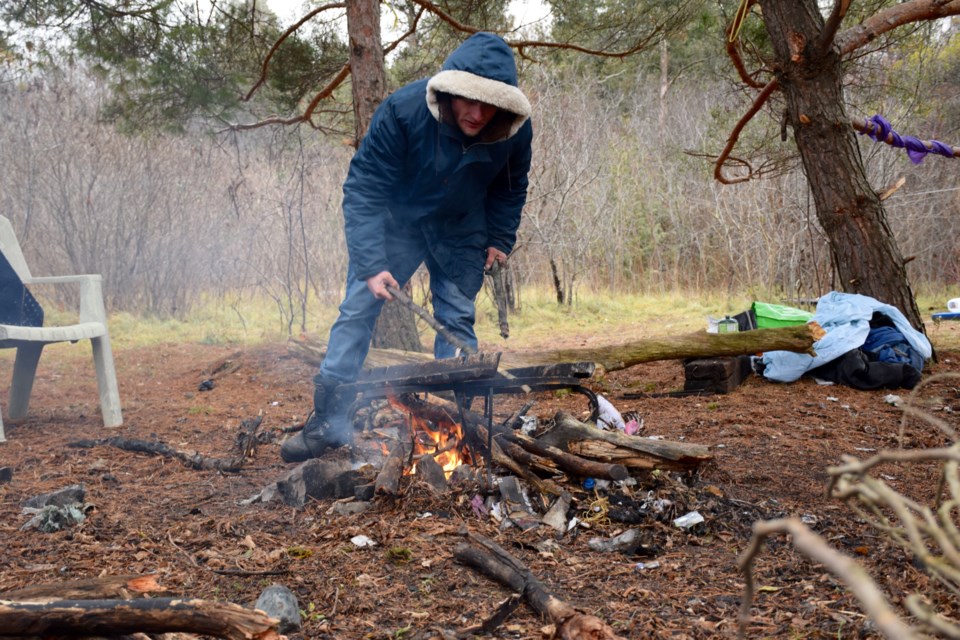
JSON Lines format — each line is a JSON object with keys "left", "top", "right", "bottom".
{"left": 737, "top": 518, "right": 921, "bottom": 640}
{"left": 67, "top": 416, "right": 263, "bottom": 472}
{"left": 742, "top": 375, "right": 960, "bottom": 639}
{"left": 713, "top": 79, "right": 779, "bottom": 184}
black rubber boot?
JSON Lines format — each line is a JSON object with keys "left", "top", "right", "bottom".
{"left": 280, "top": 379, "right": 348, "bottom": 463}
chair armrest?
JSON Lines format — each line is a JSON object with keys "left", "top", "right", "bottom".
{"left": 23, "top": 274, "right": 108, "bottom": 324}
{"left": 24, "top": 275, "right": 103, "bottom": 285}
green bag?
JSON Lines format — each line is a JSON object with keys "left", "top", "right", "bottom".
{"left": 752, "top": 301, "right": 813, "bottom": 329}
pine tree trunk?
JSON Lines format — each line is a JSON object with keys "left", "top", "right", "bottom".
{"left": 758, "top": 0, "right": 926, "bottom": 335}
{"left": 347, "top": 0, "right": 385, "bottom": 144}
{"left": 346, "top": 0, "right": 421, "bottom": 351}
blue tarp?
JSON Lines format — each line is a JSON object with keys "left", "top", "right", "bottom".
{"left": 761, "top": 291, "right": 932, "bottom": 383}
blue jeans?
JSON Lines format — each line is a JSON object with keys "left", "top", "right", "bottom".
{"left": 318, "top": 247, "right": 478, "bottom": 387}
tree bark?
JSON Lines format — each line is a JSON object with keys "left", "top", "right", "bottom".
{"left": 347, "top": 0, "right": 385, "bottom": 145}
{"left": 758, "top": 0, "right": 926, "bottom": 334}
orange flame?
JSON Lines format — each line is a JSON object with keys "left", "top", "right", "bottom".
{"left": 389, "top": 396, "right": 470, "bottom": 477}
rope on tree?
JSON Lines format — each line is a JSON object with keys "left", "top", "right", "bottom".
{"left": 855, "top": 114, "right": 958, "bottom": 164}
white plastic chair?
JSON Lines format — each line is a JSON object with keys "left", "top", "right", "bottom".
{"left": 0, "top": 216, "right": 122, "bottom": 441}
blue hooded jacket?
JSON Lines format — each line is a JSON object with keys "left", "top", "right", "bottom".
{"left": 341, "top": 32, "right": 533, "bottom": 298}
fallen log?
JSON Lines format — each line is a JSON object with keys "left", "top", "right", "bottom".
{"left": 539, "top": 411, "right": 712, "bottom": 471}
{"left": 0, "top": 575, "right": 163, "bottom": 603}
{"left": 535, "top": 322, "right": 824, "bottom": 373}
{"left": 454, "top": 530, "right": 625, "bottom": 640}
{"left": 290, "top": 323, "right": 822, "bottom": 374}
{"left": 0, "top": 597, "right": 280, "bottom": 640}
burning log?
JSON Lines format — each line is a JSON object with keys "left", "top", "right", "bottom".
{"left": 396, "top": 396, "right": 625, "bottom": 488}
{"left": 539, "top": 412, "right": 712, "bottom": 471}
{"left": 454, "top": 529, "right": 625, "bottom": 640}
{"left": 414, "top": 454, "right": 450, "bottom": 493}
{"left": 0, "top": 597, "right": 280, "bottom": 640}
{"left": 375, "top": 444, "right": 406, "bottom": 496}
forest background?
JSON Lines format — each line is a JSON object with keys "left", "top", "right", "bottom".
{"left": 0, "top": 0, "right": 958, "bottom": 344}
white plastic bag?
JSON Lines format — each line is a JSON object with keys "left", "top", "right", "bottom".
{"left": 595, "top": 394, "right": 625, "bottom": 431}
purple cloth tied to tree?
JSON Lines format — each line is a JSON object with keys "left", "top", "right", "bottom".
{"left": 860, "top": 114, "right": 955, "bottom": 164}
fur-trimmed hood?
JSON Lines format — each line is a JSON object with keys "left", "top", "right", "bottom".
{"left": 426, "top": 32, "right": 531, "bottom": 139}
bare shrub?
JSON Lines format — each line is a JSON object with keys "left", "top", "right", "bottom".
{"left": 739, "top": 374, "right": 960, "bottom": 639}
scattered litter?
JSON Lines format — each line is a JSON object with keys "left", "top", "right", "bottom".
{"left": 470, "top": 494, "right": 488, "bottom": 519}
{"left": 827, "top": 397, "right": 839, "bottom": 402}
{"left": 885, "top": 394, "right": 903, "bottom": 407}
{"left": 588, "top": 528, "right": 640, "bottom": 553}
{"left": 800, "top": 514, "right": 819, "bottom": 525}
{"left": 854, "top": 447, "right": 876, "bottom": 453}
{"left": 542, "top": 494, "right": 571, "bottom": 533}
{"left": 647, "top": 435, "right": 664, "bottom": 441}
{"left": 582, "top": 478, "right": 596, "bottom": 490}
{"left": 21, "top": 503, "right": 92, "bottom": 532}
{"left": 813, "top": 378, "right": 835, "bottom": 386}
{"left": 673, "top": 511, "right": 704, "bottom": 530}
{"left": 624, "top": 416, "right": 643, "bottom": 435}
{"left": 198, "top": 379, "right": 215, "bottom": 392}
{"left": 635, "top": 560, "right": 661, "bottom": 571}
{"left": 596, "top": 395, "right": 626, "bottom": 431}
{"left": 881, "top": 474, "right": 896, "bottom": 481}
{"left": 350, "top": 535, "right": 377, "bottom": 548}
{"left": 519, "top": 415, "right": 537, "bottom": 436}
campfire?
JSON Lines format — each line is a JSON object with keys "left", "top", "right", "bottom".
{"left": 389, "top": 395, "right": 473, "bottom": 477}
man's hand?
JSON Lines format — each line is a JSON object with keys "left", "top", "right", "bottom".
{"left": 485, "top": 247, "right": 508, "bottom": 271}
{"left": 366, "top": 271, "right": 399, "bottom": 300}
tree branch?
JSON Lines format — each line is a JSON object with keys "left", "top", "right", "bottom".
{"left": 837, "top": 0, "right": 960, "bottom": 56}
{"left": 725, "top": 39, "right": 767, "bottom": 89}
{"left": 406, "top": 0, "right": 664, "bottom": 59}
{"left": 818, "top": 0, "right": 852, "bottom": 55}
{"left": 228, "top": 64, "right": 351, "bottom": 131}
{"left": 714, "top": 79, "right": 779, "bottom": 184}
{"left": 241, "top": 2, "right": 346, "bottom": 102}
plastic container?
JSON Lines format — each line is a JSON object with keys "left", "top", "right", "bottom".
{"left": 752, "top": 301, "right": 814, "bottom": 328}
{"left": 717, "top": 316, "right": 739, "bottom": 333}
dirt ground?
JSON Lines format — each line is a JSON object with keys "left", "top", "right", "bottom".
{"left": 3, "top": 324, "right": 960, "bottom": 639}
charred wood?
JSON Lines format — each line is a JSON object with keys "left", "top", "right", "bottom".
{"left": 539, "top": 412, "right": 712, "bottom": 471}
{"left": 454, "top": 530, "right": 625, "bottom": 640}
{"left": 0, "top": 597, "right": 280, "bottom": 640}
{"left": 67, "top": 417, "right": 263, "bottom": 473}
